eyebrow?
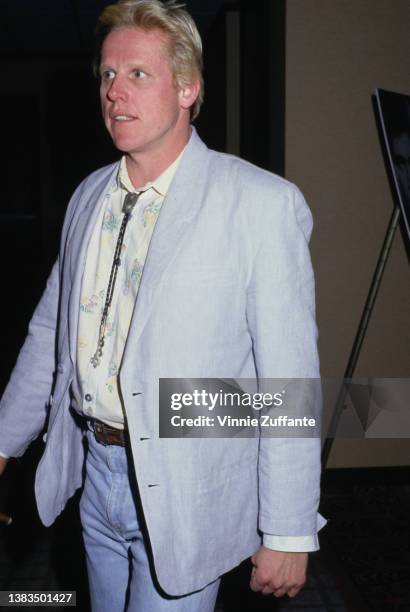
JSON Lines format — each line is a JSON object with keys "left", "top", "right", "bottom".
{"left": 101, "top": 60, "right": 151, "bottom": 72}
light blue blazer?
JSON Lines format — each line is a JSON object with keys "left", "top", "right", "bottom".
{"left": 0, "top": 128, "right": 325, "bottom": 595}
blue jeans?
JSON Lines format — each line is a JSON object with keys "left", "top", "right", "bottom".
{"left": 80, "top": 429, "right": 220, "bottom": 611}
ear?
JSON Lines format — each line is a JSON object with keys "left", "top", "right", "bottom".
{"left": 178, "top": 79, "right": 201, "bottom": 111}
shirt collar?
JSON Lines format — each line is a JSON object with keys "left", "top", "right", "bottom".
{"left": 116, "top": 146, "right": 186, "bottom": 196}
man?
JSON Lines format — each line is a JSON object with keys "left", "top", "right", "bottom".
{"left": 0, "top": 1, "right": 325, "bottom": 610}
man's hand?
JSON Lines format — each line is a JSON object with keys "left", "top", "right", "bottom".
{"left": 250, "top": 546, "right": 308, "bottom": 598}
{"left": 0, "top": 456, "right": 8, "bottom": 477}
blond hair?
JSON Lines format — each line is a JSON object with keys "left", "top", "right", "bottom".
{"left": 94, "top": 0, "right": 204, "bottom": 120}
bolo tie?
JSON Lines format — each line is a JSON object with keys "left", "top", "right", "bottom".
{"left": 90, "top": 191, "right": 142, "bottom": 368}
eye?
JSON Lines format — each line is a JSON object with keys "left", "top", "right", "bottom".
{"left": 101, "top": 69, "right": 115, "bottom": 81}
{"left": 133, "top": 69, "right": 147, "bottom": 79}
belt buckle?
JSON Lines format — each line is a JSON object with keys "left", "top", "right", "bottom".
{"left": 94, "top": 421, "right": 104, "bottom": 435}
{"left": 93, "top": 421, "right": 108, "bottom": 445}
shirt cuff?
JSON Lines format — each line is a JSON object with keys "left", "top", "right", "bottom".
{"left": 0, "top": 451, "right": 10, "bottom": 459}
{"left": 263, "top": 533, "right": 319, "bottom": 552}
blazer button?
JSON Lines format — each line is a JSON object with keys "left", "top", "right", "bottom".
{"left": 85, "top": 393, "right": 92, "bottom": 402}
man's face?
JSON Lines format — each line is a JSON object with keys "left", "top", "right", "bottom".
{"left": 99, "top": 26, "right": 192, "bottom": 158}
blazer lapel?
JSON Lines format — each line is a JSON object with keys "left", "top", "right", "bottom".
{"left": 121, "top": 129, "right": 210, "bottom": 367}
{"left": 67, "top": 164, "right": 119, "bottom": 364}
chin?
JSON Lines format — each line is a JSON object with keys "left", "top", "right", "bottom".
{"left": 106, "top": 127, "right": 139, "bottom": 152}
{"left": 111, "top": 138, "right": 141, "bottom": 153}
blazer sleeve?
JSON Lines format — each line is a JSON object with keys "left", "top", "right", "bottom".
{"left": 0, "top": 165, "right": 117, "bottom": 460}
{"left": 246, "top": 183, "right": 326, "bottom": 536}
{"left": 0, "top": 259, "right": 60, "bottom": 458}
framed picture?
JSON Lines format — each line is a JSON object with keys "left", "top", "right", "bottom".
{"left": 375, "top": 88, "right": 410, "bottom": 248}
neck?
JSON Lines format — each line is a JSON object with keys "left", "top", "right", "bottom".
{"left": 125, "top": 125, "right": 192, "bottom": 189}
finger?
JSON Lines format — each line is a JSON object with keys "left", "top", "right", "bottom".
{"left": 249, "top": 572, "right": 265, "bottom": 593}
{"left": 250, "top": 567, "right": 265, "bottom": 591}
{"left": 287, "top": 584, "right": 303, "bottom": 598}
{"left": 250, "top": 581, "right": 261, "bottom": 592}
{"left": 249, "top": 577, "right": 262, "bottom": 592}
{"left": 274, "top": 581, "right": 302, "bottom": 599}
{"left": 272, "top": 587, "right": 288, "bottom": 598}
{"left": 260, "top": 585, "right": 275, "bottom": 595}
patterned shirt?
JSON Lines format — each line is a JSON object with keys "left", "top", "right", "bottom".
{"left": 76, "top": 150, "right": 184, "bottom": 429}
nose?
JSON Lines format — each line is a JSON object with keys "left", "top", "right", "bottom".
{"left": 105, "top": 75, "right": 128, "bottom": 102}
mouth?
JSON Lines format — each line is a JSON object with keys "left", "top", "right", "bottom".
{"left": 111, "top": 114, "right": 137, "bottom": 122}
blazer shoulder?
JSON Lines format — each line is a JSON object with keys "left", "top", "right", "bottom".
{"left": 64, "top": 162, "right": 118, "bottom": 216}
{"left": 74, "top": 161, "right": 119, "bottom": 200}
{"left": 207, "top": 149, "right": 300, "bottom": 199}
{"left": 205, "top": 149, "right": 313, "bottom": 241}
{"left": 206, "top": 149, "right": 312, "bottom": 237}
{"left": 60, "top": 161, "right": 119, "bottom": 242}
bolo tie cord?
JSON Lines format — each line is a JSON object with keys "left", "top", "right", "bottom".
{"left": 90, "top": 191, "right": 142, "bottom": 368}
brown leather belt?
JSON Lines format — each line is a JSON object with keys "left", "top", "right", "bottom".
{"left": 89, "top": 419, "right": 126, "bottom": 447}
